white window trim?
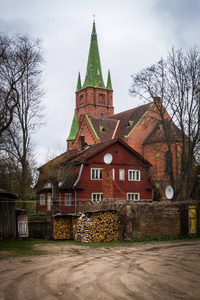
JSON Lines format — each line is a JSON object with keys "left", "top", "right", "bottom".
{"left": 127, "top": 193, "right": 140, "bottom": 201}
{"left": 112, "top": 169, "right": 115, "bottom": 181}
{"left": 92, "top": 193, "right": 103, "bottom": 202}
{"left": 128, "top": 169, "right": 141, "bottom": 181}
{"left": 65, "top": 193, "right": 72, "bottom": 206}
{"left": 119, "top": 169, "right": 125, "bottom": 181}
{"left": 40, "top": 194, "right": 45, "bottom": 206}
{"left": 91, "top": 168, "right": 102, "bottom": 180}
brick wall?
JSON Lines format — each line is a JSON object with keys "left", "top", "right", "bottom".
{"left": 124, "top": 201, "right": 200, "bottom": 239}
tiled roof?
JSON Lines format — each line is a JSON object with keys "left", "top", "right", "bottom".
{"left": 91, "top": 117, "right": 118, "bottom": 141}
{"left": 36, "top": 138, "right": 151, "bottom": 191}
{"left": 143, "top": 120, "right": 182, "bottom": 144}
{"left": 108, "top": 102, "right": 153, "bottom": 138}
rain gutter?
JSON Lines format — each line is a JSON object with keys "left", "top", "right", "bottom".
{"left": 73, "top": 163, "right": 84, "bottom": 214}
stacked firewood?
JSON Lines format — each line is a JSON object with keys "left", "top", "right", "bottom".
{"left": 72, "top": 217, "right": 78, "bottom": 239}
{"left": 75, "top": 210, "right": 121, "bottom": 243}
{"left": 53, "top": 217, "right": 72, "bottom": 240}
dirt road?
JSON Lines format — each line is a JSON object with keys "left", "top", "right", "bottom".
{"left": 0, "top": 241, "right": 200, "bottom": 300}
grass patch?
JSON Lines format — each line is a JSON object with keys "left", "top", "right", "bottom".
{"left": 0, "top": 235, "right": 199, "bottom": 259}
{"left": 0, "top": 239, "right": 47, "bottom": 259}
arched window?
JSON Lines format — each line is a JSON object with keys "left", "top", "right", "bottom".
{"left": 165, "top": 150, "right": 172, "bottom": 173}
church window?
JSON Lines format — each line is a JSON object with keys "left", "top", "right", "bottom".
{"left": 165, "top": 150, "right": 172, "bottom": 173}
{"left": 80, "top": 95, "right": 84, "bottom": 105}
{"left": 98, "top": 93, "right": 105, "bottom": 104}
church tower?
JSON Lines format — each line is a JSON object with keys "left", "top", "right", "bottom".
{"left": 75, "top": 21, "right": 114, "bottom": 121}
{"left": 67, "top": 21, "right": 114, "bottom": 150}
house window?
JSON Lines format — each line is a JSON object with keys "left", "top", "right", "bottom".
{"left": 91, "top": 168, "right": 102, "bottom": 180}
{"left": 40, "top": 194, "right": 45, "bottom": 206}
{"left": 65, "top": 193, "right": 72, "bottom": 206}
{"left": 112, "top": 169, "right": 115, "bottom": 181}
{"left": 127, "top": 193, "right": 140, "bottom": 201}
{"left": 92, "top": 193, "right": 103, "bottom": 202}
{"left": 119, "top": 169, "right": 125, "bottom": 181}
{"left": 128, "top": 170, "right": 140, "bottom": 181}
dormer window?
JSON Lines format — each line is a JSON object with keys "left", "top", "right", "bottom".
{"left": 100, "top": 125, "right": 106, "bottom": 132}
{"left": 127, "top": 120, "right": 134, "bottom": 127}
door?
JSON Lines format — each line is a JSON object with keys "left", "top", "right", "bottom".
{"left": 188, "top": 205, "right": 197, "bottom": 234}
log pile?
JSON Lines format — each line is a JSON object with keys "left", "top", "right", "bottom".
{"left": 72, "top": 217, "right": 78, "bottom": 239}
{"left": 53, "top": 216, "right": 72, "bottom": 240}
{"left": 53, "top": 215, "right": 79, "bottom": 240}
{"left": 75, "top": 210, "right": 121, "bottom": 243}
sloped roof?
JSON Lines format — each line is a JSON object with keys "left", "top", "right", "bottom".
{"left": 36, "top": 138, "right": 152, "bottom": 191}
{"left": 143, "top": 120, "right": 183, "bottom": 144}
{"left": 108, "top": 102, "right": 154, "bottom": 138}
{"left": 82, "top": 22, "right": 105, "bottom": 90}
{"left": 91, "top": 117, "right": 118, "bottom": 141}
{"left": 67, "top": 113, "right": 79, "bottom": 141}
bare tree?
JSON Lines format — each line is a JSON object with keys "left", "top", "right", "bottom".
{"left": 0, "top": 34, "right": 26, "bottom": 135}
{"left": 0, "top": 35, "right": 45, "bottom": 209}
{"left": 130, "top": 46, "right": 200, "bottom": 200}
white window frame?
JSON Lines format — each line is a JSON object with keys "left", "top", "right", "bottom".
{"left": 112, "top": 169, "right": 115, "bottom": 180}
{"left": 127, "top": 193, "right": 140, "bottom": 201}
{"left": 119, "top": 169, "right": 125, "bottom": 181}
{"left": 40, "top": 194, "right": 45, "bottom": 206}
{"left": 92, "top": 193, "right": 103, "bottom": 202}
{"left": 91, "top": 168, "right": 102, "bottom": 180}
{"left": 128, "top": 170, "right": 140, "bottom": 181}
{"left": 65, "top": 193, "right": 72, "bottom": 206}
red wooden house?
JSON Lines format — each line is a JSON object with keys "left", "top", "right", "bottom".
{"left": 36, "top": 138, "right": 153, "bottom": 214}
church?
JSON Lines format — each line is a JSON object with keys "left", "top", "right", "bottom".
{"left": 36, "top": 21, "right": 183, "bottom": 213}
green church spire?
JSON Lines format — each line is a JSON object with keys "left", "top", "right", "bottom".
{"left": 107, "top": 70, "right": 113, "bottom": 90}
{"left": 67, "top": 113, "right": 79, "bottom": 141}
{"left": 82, "top": 21, "right": 105, "bottom": 89}
{"left": 76, "top": 72, "right": 82, "bottom": 92}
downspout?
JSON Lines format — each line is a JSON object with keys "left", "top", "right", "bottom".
{"left": 73, "top": 164, "right": 84, "bottom": 214}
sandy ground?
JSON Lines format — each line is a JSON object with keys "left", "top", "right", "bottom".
{"left": 0, "top": 241, "right": 200, "bottom": 300}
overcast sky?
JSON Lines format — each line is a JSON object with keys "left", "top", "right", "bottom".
{"left": 1, "top": 0, "right": 200, "bottom": 166}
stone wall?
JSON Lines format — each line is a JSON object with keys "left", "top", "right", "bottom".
{"left": 124, "top": 201, "right": 199, "bottom": 239}
{"left": 52, "top": 201, "right": 200, "bottom": 241}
